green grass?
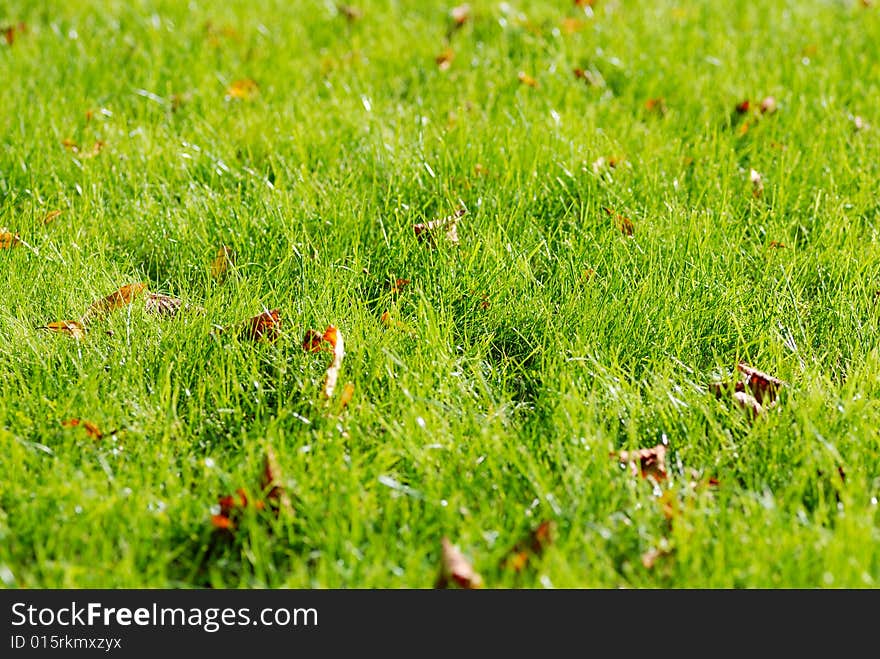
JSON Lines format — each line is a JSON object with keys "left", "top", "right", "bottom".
{"left": 1, "top": 0, "right": 879, "bottom": 588}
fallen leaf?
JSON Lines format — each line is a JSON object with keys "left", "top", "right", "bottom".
{"left": 737, "top": 362, "right": 785, "bottom": 405}
{"left": 80, "top": 141, "right": 106, "bottom": 159}
{"left": 2, "top": 22, "right": 25, "bottom": 46}
{"left": 750, "top": 168, "right": 764, "bottom": 198}
{"left": 573, "top": 68, "right": 603, "bottom": 87}
{"left": 616, "top": 444, "right": 668, "bottom": 481}
{"left": 414, "top": 206, "right": 466, "bottom": 247}
{"left": 62, "top": 138, "right": 78, "bottom": 151}
{"left": 38, "top": 321, "right": 86, "bottom": 339}
{"left": 769, "top": 241, "right": 786, "bottom": 249}
{"left": 436, "top": 537, "right": 483, "bottom": 589}
{"left": 517, "top": 71, "right": 538, "bottom": 87}
{"left": 62, "top": 418, "right": 103, "bottom": 439}
{"left": 0, "top": 229, "right": 21, "bottom": 249}
{"left": 302, "top": 328, "right": 326, "bottom": 353}
{"left": 242, "top": 309, "right": 281, "bottom": 342}
{"left": 261, "top": 447, "right": 294, "bottom": 517}
{"left": 735, "top": 99, "right": 751, "bottom": 114}
{"left": 213, "top": 487, "right": 266, "bottom": 531}
{"left": 574, "top": 0, "right": 597, "bottom": 6}
{"left": 144, "top": 293, "right": 184, "bottom": 317}
{"left": 82, "top": 282, "right": 148, "bottom": 323}
{"left": 211, "top": 514, "right": 234, "bottom": 530}
{"left": 641, "top": 544, "right": 673, "bottom": 569}
{"left": 321, "top": 325, "right": 345, "bottom": 398}
{"left": 225, "top": 78, "right": 258, "bottom": 100}
{"left": 733, "top": 390, "right": 763, "bottom": 416}
{"left": 390, "top": 278, "right": 410, "bottom": 295}
{"left": 42, "top": 210, "right": 63, "bottom": 225}
{"left": 501, "top": 520, "right": 555, "bottom": 572}
{"left": 435, "top": 47, "right": 454, "bottom": 71}
{"left": 211, "top": 246, "right": 235, "bottom": 280}
{"left": 603, "top": 207, "right": 634, "bottom": 236}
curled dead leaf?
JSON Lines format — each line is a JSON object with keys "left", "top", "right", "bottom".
{"left": 616, "top": 444, "right": 668, "bottom": 481}
{"left": 603, "top": 207, "right": 634, "bottom": 236}
{"left": 242, "top": 309, "right": 281, "bottom": 342}
{"left": 302, "top": 329, "right": 325, "bottom": 353}
{"left": 82, "top": 282, "right": 148, "bottom": 323}
{"left": 436, "top": 537, "right": 482, "bottom": 589}
{"left": 414, "top": 206, "right": 466, "bottom": 247}
{"left": 39, "top": 321, "right": 86, "bottom": 339}
{"left": 501, "top": 520, "right": 555, "bottom": 572}
{"left": 737, "top": 362, "right": 785, "bottom": 405}
{"left": 144, "top": 293, "right": 184, "bottom": 317}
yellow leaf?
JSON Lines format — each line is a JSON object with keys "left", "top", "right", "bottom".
{"left": 225, "top": 78, "right": 258, "bottom": 100}
{"left": 39, "top": 321, "right": 86, "bottom": 339}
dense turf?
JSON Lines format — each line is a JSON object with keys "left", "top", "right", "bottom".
{"left": 1, "top": 0, "right": 879, "bottom": 588}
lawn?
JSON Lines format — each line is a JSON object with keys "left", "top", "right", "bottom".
{"left": 1, "top": 0, "right": 879, "bottom": 588}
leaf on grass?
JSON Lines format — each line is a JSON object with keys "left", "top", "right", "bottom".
{"left": 81, "top": 141, "right": 106, "bottom": 159}
{"left": 733, "top": 390, "right": 763, "bottom": 417}
{"left": 769, "top": 241, "right": 786, "bottom": 249}
{"left": 641, "top": 543, "right": 673, "bottom": 569}
{"left": 603, "top": 207, "right": 634, "bottom": 236}
{"left": 616, "top": 444, "right": 668, "bottom": 481}
{"left": 737, "top": 362, "right": 785, "bottom": 405}
{"left": 225, "top": 78, "right": 258, "bottom": 100}
{"left": 414, "top": 206, "right": 466, "bottom": 247}
{"left": 436, "top": 537, "right": 482, "bottom": 589}
{"left": 82, "top": 282, "right": 148, "bottom": 323}
{"left": 501, "top": 520, "right": 555, "bottom": 572}
{"left": 261, "top": 447, "right": 294, "bottom": 517}
{"left": 42, "top": 210, "right": 63, "bottom": 225}
{"left": 561, "top": 18, "right": 586, "bottom": 34}
{"left": 517, "top": 71, "right": 538, "bottom": 87}
{"left": 302, "top": 328, "right": 326, "bottom": 353}
{"left": 144, "top": 293, "right": 184, "bottom": 317}
{"left": 211, "top": 245, "right": 235, "bottom": 280}
{"left": 0, "top": 229, "right": 21, "bottom": 249}
{"left": 390, "top": 278, "right": 410, "bottom": 295}
{"left": 735, "top": 99, "right": 751, "bottom": 115}
{"left": 242, "top": 309, "right": 281, "bottom": 342}
{"left": 750, "top": 168, "right": 764, "bottom": 198}
{"left": 62, "top": 418, "right": 103, "bottom": 439}
{"left": 2, "top": 22, "right": 26, "bottom": 46}
{"left": 212, "top": 487, "right": 266, "bottom": 531}
{"left": 38, "top": 321, "right": 86, "bottom": 339}
{"left": 435, "top": 47, "right": 454, "bottom": 71}
{"left": 322, "top": 325, "right": 345, "bottom": 398}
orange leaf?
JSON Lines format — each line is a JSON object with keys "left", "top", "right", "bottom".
{"left": 302, "top": 329, "right": 326, "bottom": 353}
{"left": 211, "top": 245, "right": 235, "bottom": 280}
{"left": 414, "top": 206, "right": 466, "bottom": 247}
{"left": 211, "top": 514, "right": 234, "bottom": 530}
{"left": 62, "top": 418, "right": 103, "bottom": 439}
{"left": 436, "top": 537, "right": 483, "bottom": 589}
{"left": 390, "top": 278, "right": 410, "bottom": 295}
{"left": 574, "top": 0, "right": 597, "bottom": 6}
{"left": 321, "top": 325, "right": 345, "bottom": 398}
{"left": 38, "top": 321, "right": 86, "bottom": 339}
{"left": 42, "top": 210, "right": 63, "bottom": 225}
{"left": 83, "top": 282, "right": 148, "bottom": 323}
{"left": 645, "top": 97, "right": 667, "bottom": 115}
{"left": 517, "top": 71, "right": 538, "bottom": 87}
{"left": 0, "top": 229, "right": 21, "bottom": 249}
{"left": 242, "top": 309, "right": 281, "bottom": 342}
{"left": 616, "top": 444, "right": 668, "bottom": 481}
{"left": 144, "top": 292, "right": 184, "bottom": 317}
{"left": 225, "top": 78, "right": 258, "bottom": 100}
{"left": 339, "top": 381, "right": 355, "bottom": 408}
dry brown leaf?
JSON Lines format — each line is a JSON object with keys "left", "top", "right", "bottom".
{"left": 42, "top": 210, "right": 63, "bottom": 225}
{"left": 0, "top": 229, "right": 21, "bottom": 249}
{"left": 769, "top": 241, "right": 786, "bottom": 249}
{"left": 501, "top": 520, "right": 555, "bottom": 572}
{"left": 261, "top": 447, "right": 294, "bottom": 517}
{"left": 435, "top": 47, "right": 454, "bottom": 71}
{"left": 616, "top": 444, "right": 668, "bottom": 481}
{"left": 39, "top": 321, "right": 86, "bottom": 339}
{"left": 517, "top": 71, "right": 538, "bottom": 87}
{"left": 82, "top": 282, "right": 148, "bottom": 323}
{"left": 641, "top": 544, "right": 673, "bottom": 569}
{"left": 302, "top": 329, "right": 325, "bottom": 353}
{"left": 737, "top": 363, "right": 785, "bottom": 405}
{"left": 225, "top": 78, "right": 258, "bottom": 100}
{"left": 213, "top": 487, "right": 266, "bottom": 531}
{"left": 733, "top": 390, "right": 764, "bottom": 416}
{"left": 414, "top": 206, "right": 466, "bottom": 247}
{"left": 603, "top": 207, "right": 634, "bottom": 236}
{"left": 144, "top": 292, "right": 184, "bottom": 317}
{"left": 211, "top": 245, "right": 236, "bottom": 281}
{"left": 242, "top": 309, "right": 281, "bottom": 342}
{"left": 390, "top": 278, "right": 410, "bottom": 295}
{"left": 62, "top": 418, "right": 103, "bottom": 439}
{"left": 574, "top": 0, "right": 597, "bottom": 6}
{"left": 436, "top": 537, "right": 483, "bottom": 589}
